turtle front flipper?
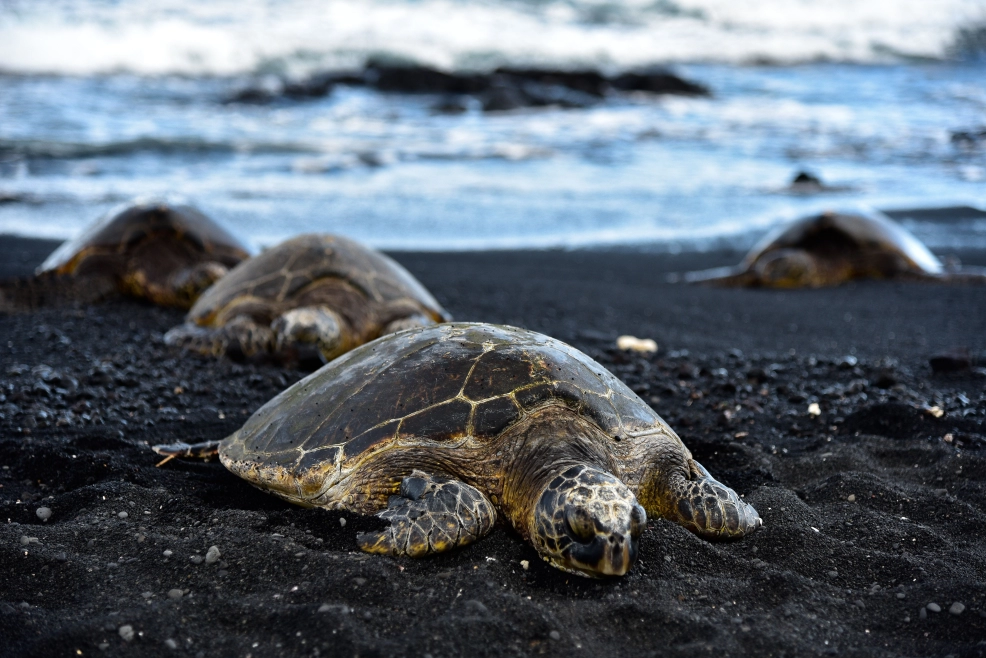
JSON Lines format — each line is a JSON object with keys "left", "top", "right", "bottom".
{"left": 662, "top": 459, "right": 761, "bottom": 540}
{"left": 165, "top": 316, "right": 275, "bottom": 360}
{"left": 679, "top": 266, "right": 759, "bottom": 287}
{"left": 356, "top": 471, "right": 496, "bottom": 558}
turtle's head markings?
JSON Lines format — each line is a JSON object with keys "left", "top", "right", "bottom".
{"left": 753, "top": 248, "right": 818, "bottom": 288}
{"left": 531, "top": 465, "right": 645, "bottom": 577}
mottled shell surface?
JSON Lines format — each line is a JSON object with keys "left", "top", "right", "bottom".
{"left": 742, "top": 210, "right": 943, "bottom": 274}
{"left": 37, "top": 201, "right": 250, "bottom": 276}
{"left": 222, "top": 323, "right": 666, "bottom": 475}
{"left": 186, "top": 234, "right": 450, "bottom": 326}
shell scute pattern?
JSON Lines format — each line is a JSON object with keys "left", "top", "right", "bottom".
{"left": 189, "top": 234, "right": 447, "bottom": 326}
{"left": 227, "top": 324, "right": 668, "bottom": 478}
{"left": 472, "top": 396, "right": 522, "bottom": 438}
{"left": 397, "top": 398, "right": 473, "bottom": 442}
{"left": 39, "top": 202, "right": 247, "bottom": 276}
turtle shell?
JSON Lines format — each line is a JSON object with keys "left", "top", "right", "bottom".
{"left": 222, "top": 323, "right": 666, "bottom": 478}
{"left": 185, "top": 233, "right": 450, "bottom": 327}
{"left": 742, "top": 210, "right": 943, "bottom": 275}
{"left": 37, "top": 201, "right": 250, "bottom": 277}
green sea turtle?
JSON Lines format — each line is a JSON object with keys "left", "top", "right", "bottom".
{"left": 1, "top": 200, "right": 249, "bottom": 310}
{"left": 153, "top": 323, "right": 761, "bottom": 577}
{"left": 683, "top": 210, "right": 986, "bottom": 288}
{"left": 163, "top": 234, "right": 451, "bottom": 366}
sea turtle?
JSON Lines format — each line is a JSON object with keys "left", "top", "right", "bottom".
{"left": 163, "top": 234, "right": 451, "bottom": 366}
{"left": 153, "top": 323, "right": 761, "bottom": 577}
{"left": 683, "top": 210, "right": 986, "bottom": 288}
{"left": 2, "top": 200, "right": 250, "bottom": 310}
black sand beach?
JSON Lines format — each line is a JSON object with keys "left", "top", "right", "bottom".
{"left": 1, "top": 235, "right": 984, "bottom": 657}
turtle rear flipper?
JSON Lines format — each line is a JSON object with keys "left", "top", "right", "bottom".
{"left": 666, "top": 459, "right": 761, "bottom": 539}
{"left": 357, "top": 471, "right": 496, "bottom": 558}
{"left": 152, "top": 441, "right": 221, "bottom": 466}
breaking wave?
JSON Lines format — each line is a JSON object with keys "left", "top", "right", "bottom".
{"left": 1, "top": 0, "right": 983, "bottom": 76}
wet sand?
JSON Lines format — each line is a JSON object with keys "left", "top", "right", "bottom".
{"left": 1, "top": 235, "right": 984, "bottom": 657}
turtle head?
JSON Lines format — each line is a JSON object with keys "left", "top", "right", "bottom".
{"left": 753, "top": 248, "right": 819, "bottom": 288}
{"left": 530, "top": 465, "right": 645, "bottom": 577}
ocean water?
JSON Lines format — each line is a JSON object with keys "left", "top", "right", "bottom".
{"left": 1, "top": 0, "right": 984, "bottom": 252}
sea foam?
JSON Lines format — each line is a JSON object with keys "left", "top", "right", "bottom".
{"left": 0, "top": 0, "right": 983, "bottom": 76}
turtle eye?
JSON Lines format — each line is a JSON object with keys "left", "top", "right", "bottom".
{"left": 629, "top": 504, "right": 646, "bottom": 538}
{"left": 565, "top": 505, "right": 596, "bottom": 541}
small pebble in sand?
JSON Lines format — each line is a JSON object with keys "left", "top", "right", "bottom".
{"left": 807, "top": 403, "right": 821, "bottom": 416}
{"left": 949, "top": 602, "right": 965, "bottom": 615}
{"left": 847, "top": 494, "right": 856, "bottom": 502}
{"left": 205, "top": 546, "right": 221, "bottom": 564}
{"left": 165, "top": 638, "right": 178, "bottom": 650}
{"left": 35, "top": 507, "right": 52, "bottom": 521}
{"left": 141, "top": 592, "right": 153, "bottom": 599}
{"left": 549, "top": 630, "right": 561, "bottom": 641}
{"left": 896, "top": 593, "right": 906, "bottom": 599}
{"left": 118, "top": 625, "right": 135, "bottom": 642}
{"left": 117, "top": 511, "right": 128, "bottom": 519}
{"left": 520, "top": 560, "right": 529, "bottom": 571}
{"left": 616, "top": 335, "right": 657, "bottom": 353}
{"left": 190, "top": 555, "right": 204, "bottom": 565}
{"left": 926, "top": 603, "right": 941, "bottom": 613}
{"left": 339, "top": 517, "right": 347, "bottom": 527}
{"left": 19, "top": 535, "right": 39, "bottom": 546}
{"left": 919, "top": 608, "right": 927, "bottom": 620}
{"left": 826, "top": 570, "right": 838, "bottom": 579}
{"left": 167, "top": 589, "right": 183, "bottom": 600}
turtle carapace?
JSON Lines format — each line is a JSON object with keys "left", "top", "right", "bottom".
{"left": 2, "top": 200, "right": 249, "bottom": 310}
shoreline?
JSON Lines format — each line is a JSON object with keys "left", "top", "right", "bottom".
{"left": 3, "top": 233, "right": 986, "bottom": 366}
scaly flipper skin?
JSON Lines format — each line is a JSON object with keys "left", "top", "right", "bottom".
{"left": 151, "top": 440, "right": 222, "bottom": 466}
{"left": 382, "top": 314, "right": 435, "bottom": 335}
{"left": 357, "top": 471, "right": 496, "bottom": 558}
{"left": 664, "top": 459, "right": 761, "bottom": 539}
{"left": 164, "top": 316, "right": 275, "bottom": 360}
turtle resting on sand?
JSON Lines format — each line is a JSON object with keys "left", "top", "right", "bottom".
{"left": 164, "top": 234, "right": 451, "bottom": 366}
{"left": 683, "top": 210, "right": 986, "bottom": 288}
{"left": 154, "top": 323, "right": 761, "bottom": 577}
{"left": 1, "top": 200, "right": 249, "bottom": 310}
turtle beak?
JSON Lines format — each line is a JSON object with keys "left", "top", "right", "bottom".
{"left": 568, "top": 531, "right": 636, "bottom": 576}
{"left": 567, "top": 502, "right": 644, "bottom": 577}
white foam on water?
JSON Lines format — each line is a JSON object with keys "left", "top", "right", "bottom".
{"left": 1, "top": 0, "right": 982, "bottom": 75}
